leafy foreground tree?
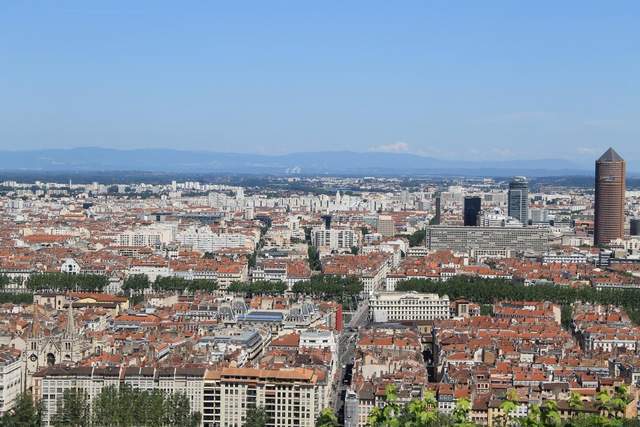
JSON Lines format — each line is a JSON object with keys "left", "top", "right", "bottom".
{"left": 595, "top": 385, "right": 633, "bottom": 420}
{"left": 365, "top": 385, "right": 640, "bottom": 427}
{"left": 245, "top": 406, "right": 270, "bottom": 427}
{"left": 316, "top": 408, "right": 340, "bottom": 427}
{"left": 367, "top": 385, "right": 463, "bottom": 427}
{"left": 0, "top": 392, "right": 43, "bottom": 426}
{"left": 52, "top": 388, "right": 90, "bottom": 427}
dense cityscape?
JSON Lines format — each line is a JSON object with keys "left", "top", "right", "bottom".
{"left": 0, "top": 148, "right": 637, "bottom": 426}
{"left": 4, "top": 0, "right": 640, "bottom": 425}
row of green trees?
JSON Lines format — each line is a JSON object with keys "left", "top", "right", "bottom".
{"left": 153, "top": 276, "right": 217, "bottom": 292}
{"left": 124, "top": 273, "right": 363, "bottom": 302}
{"left": 122, "top": 274, "right": 218, "bottom": 293}
{"left": 396, "top": 276, "right": 640, "bottom": 323}
{"left": 26, "top": 273, "right": 108, "bottom": 291}
{"left": 227, "top": 280, "right": 288, "bottom": 295}
{"left": 0, "top": 274, "right": 11, "bottom": 288}
{"left": 0, "top": 293, "right": 33, "bottom": 304}
{"left": 292, "top": 275, "right": 363, "bottom": 309}
{"left": 1, "top": 386, "right": 200, "bottom": 427}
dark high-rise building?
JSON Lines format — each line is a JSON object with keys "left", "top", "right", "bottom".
{"left": 433, "top": 194, "right": 441, "bottom": 225}
{"left": 630, "top": 218, "right": 640, "bottom": 236}
{"left": 463, "top": 196, "right": 481, "bottom": 226}
{"left": 594, "top": 148, "right": 626, "bottom": 246}
{"left": 508, "top": 177, "right": 529, "bottom": 224}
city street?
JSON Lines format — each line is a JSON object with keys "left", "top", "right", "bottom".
{"left": 334, "top": 301, "right": 368, "bottom": 418}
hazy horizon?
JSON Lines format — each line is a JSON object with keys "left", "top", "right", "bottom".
{"left": 0, "top": 145, "right": 632, "bottom": 164}
{"left": 2, "top": 1, "right": 639, "bottom": 161}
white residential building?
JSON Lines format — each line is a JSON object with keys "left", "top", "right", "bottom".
{"left": 311, "top": 227, "right": 358, "bottom": 251}
{"left": 117, "top": 223, "right": 177, "bottom": 247}
{"left": 369, "top": 292, "right": 450, "bottom": 322}
{"left": 177, "top": 226, "right": 253, "bottom": 253}
{"left": 202, "top": 367, "right": 329, "bottom": 427}
{"left": 0, "top": 351, "right": 23, "bottom": 415}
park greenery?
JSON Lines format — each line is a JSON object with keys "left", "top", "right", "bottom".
{"left": 26, "top": 272, "right": 108, "bottom": 292}
{"left": 396, "top": 276, "right": 640, "bottom": 324}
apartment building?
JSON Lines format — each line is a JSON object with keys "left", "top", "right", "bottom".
{"left": 33, "top": 366, "right": 205, "bottom": 426}
{"left": 117, "top": 223, "right": 177, "bottom": 248}
{"left": 202, "top": 367, "right": 327, "bottom": 427}
{"left": 0, "top": 349, "right": 23, "bottom": 415}
{"left": 177, "top": 226, "right": 253, "bottom": 253}
{"left": 425, "top": 225, "right": 550, "bottom": 257}
{"left": 322, "top": 253, "right": 391, "bottom": 295}
{"left": 311, "top": 227, "right": 358, "bottom": 251}
{"left": 369, "top": 291, "right": 450, "bottom": 322}
{"left": 376, "top": 215, "right": 395, "bottom": 237}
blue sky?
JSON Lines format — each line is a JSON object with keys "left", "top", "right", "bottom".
{"left": 1, "top": 1, "right": 639, "bottom": 161}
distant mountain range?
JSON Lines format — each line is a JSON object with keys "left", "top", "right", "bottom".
{"left": 0, "top": 147, "right": 620, "bottom": 177}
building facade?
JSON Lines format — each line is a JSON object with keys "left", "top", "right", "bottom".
{"left": 0, "top": 350, "right": 23, "bottom": 415}
{"left": 425, "top": 225, "right": 550, "bottom": 257}
{"left": 369, "top": 291, "right": 450, "bottom": 322}
{"left": 202, "top": 367, "right": 327, "bottom": 427}
{"left": 463, "top": 196, "right": 481, "bottom": 226}
{"left": 508, "top": 177, "right": 529, "bottom": 224}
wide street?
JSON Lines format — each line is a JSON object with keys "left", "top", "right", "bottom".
{"left": 334, "top": 300, "right": 369, "bottom": 418}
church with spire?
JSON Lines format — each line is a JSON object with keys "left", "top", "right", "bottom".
{"left": 23, "top": 302, "right": 91, "bottom": 386}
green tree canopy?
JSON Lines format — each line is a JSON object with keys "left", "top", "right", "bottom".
{"left": 316, "top": 408, "right": 340, "bottom": 427}
{"left": 227, "top": 280, "right": 287, "bottom": 295}
{"left": 245, "top": 406, "right": 270, "bottom": 427}
{"left": 122, "top": 274, "right": 150, "bottom": 292}
{"left": 27, "top": 272, "right": 108, "bottom": 292}
{"left": 0, "top": 392, "right": 43, "bottom": 426}
{"left": 396, "top": 276, "right": 640, "bottom": 324}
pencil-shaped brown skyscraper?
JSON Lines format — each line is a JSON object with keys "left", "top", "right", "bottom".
{"left": 594, "top": 148, "right": 626, "bottom": 246}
